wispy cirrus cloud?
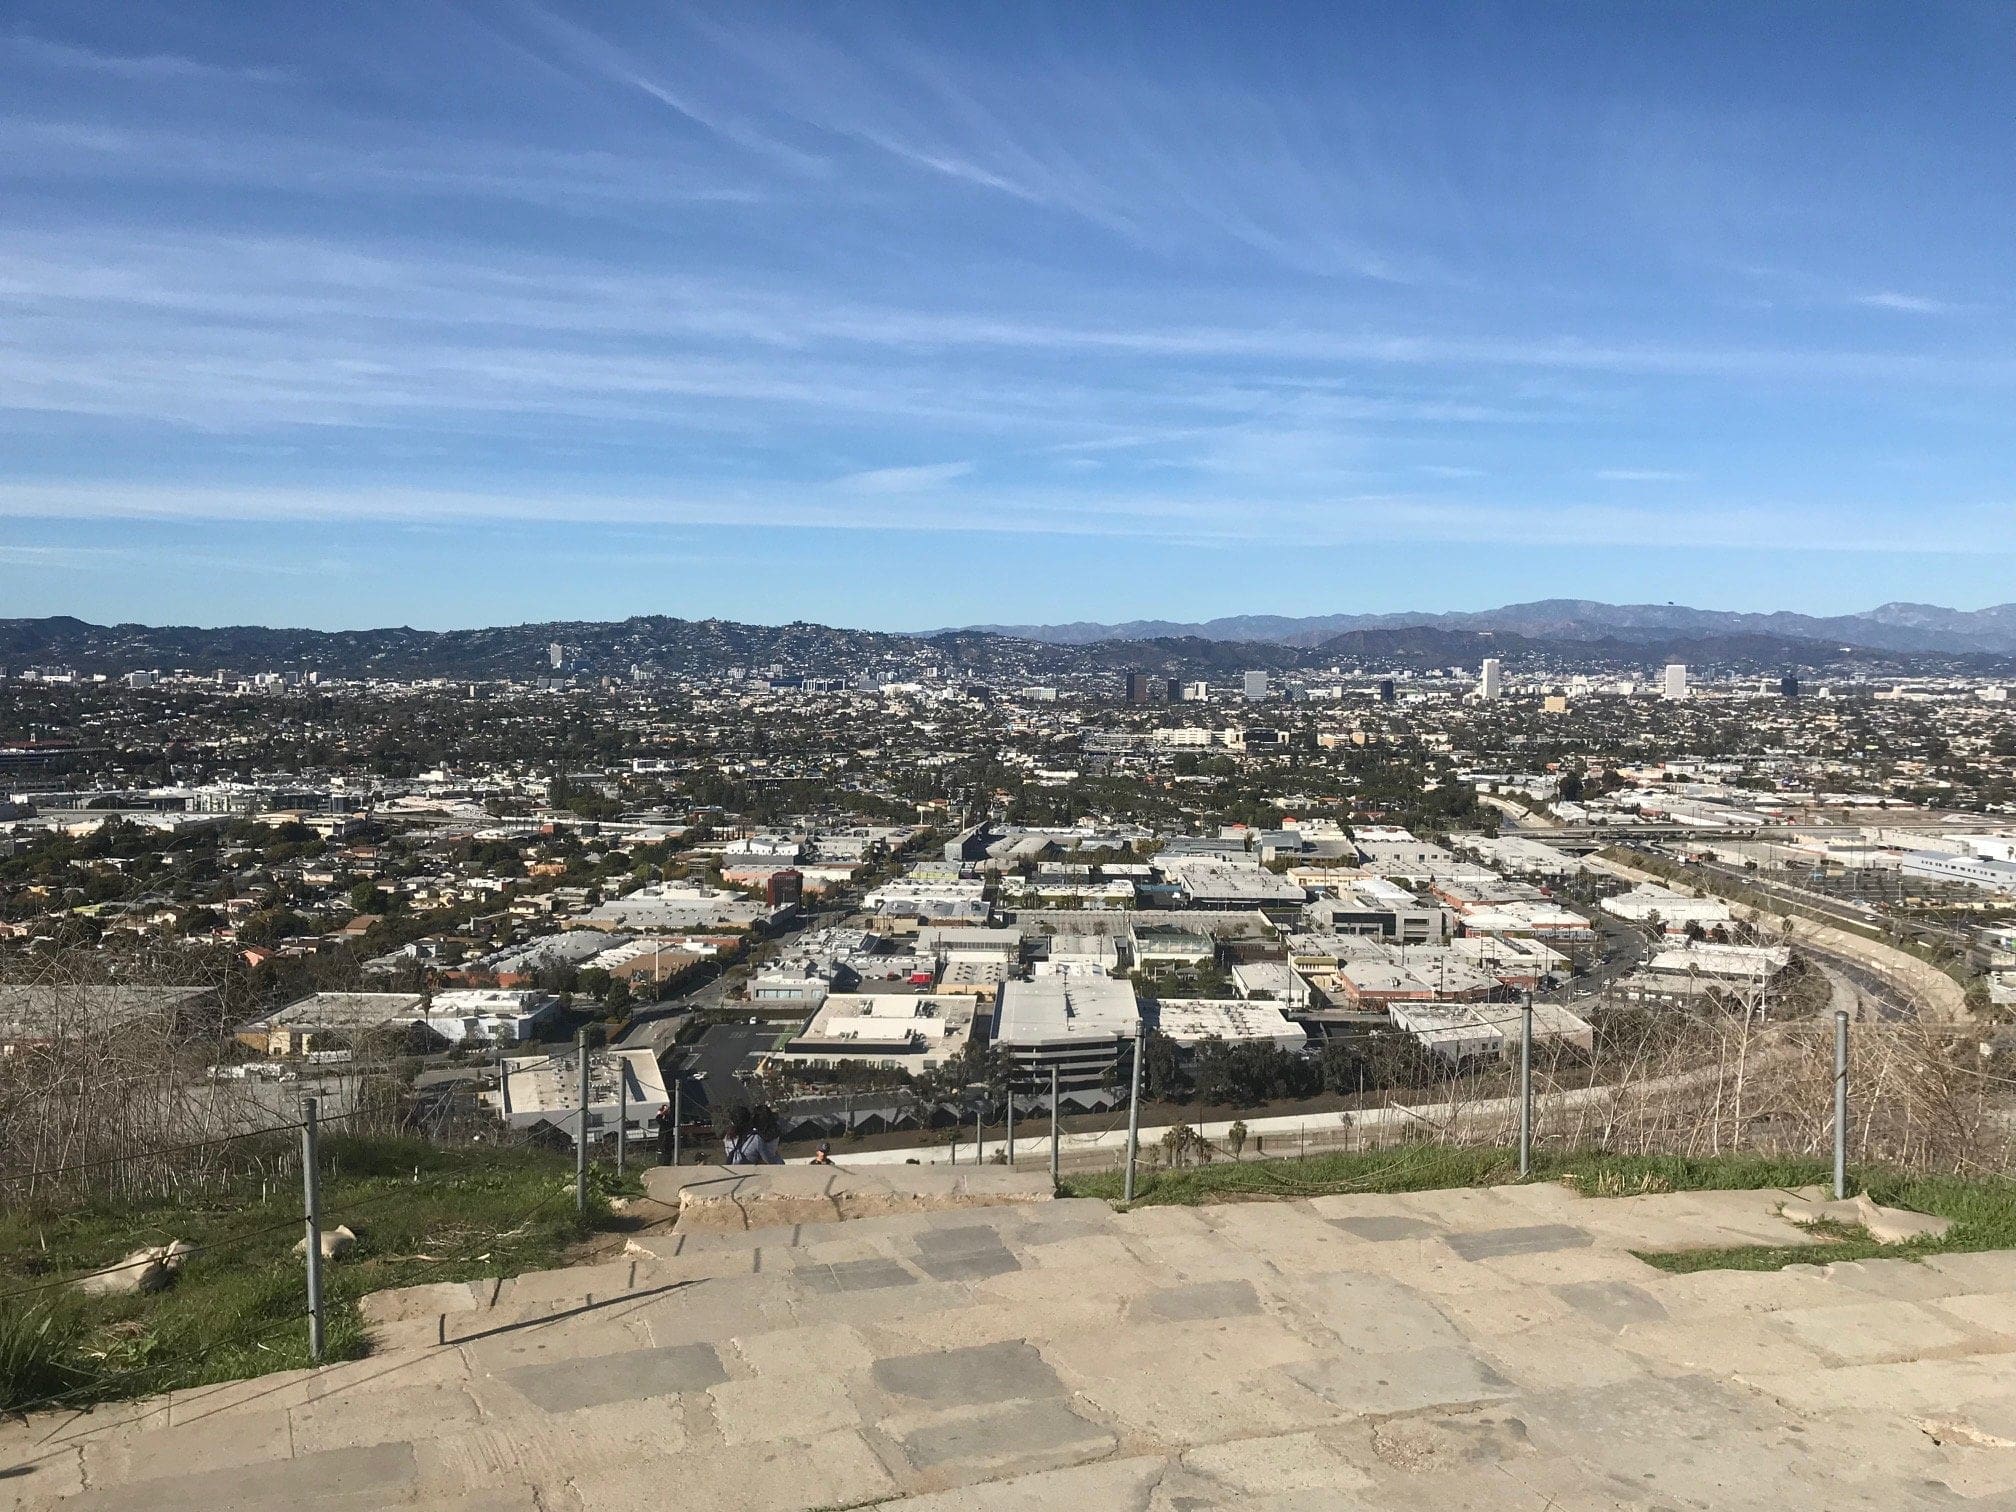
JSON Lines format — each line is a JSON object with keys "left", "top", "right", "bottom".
{"left": 0, "top": 478, "right": 2006, "bottom": 561}
{"left": 1853, "top": 290, "right": 1958, "bottom": 316}
{"left": 3, "top": 4, "right": 2013, "bottom": 623}
{"left": 0, "top": 539, "right": 338, "bottom": 576}
{"left": 835, "top": 461, "right": 974, "bottom": 493}
{"left": 7, "top": 34, "right": 288, "bottom": 84}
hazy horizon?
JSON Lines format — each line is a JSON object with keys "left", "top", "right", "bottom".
{"left": 5, "top": 593, "right": 2015, "bottom": 640}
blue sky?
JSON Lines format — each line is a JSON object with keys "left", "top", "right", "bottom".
{"left": 2, "top": 1, "right": 2013, "bottom": 631}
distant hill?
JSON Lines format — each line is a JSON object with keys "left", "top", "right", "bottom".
{"left": 0, "top": 612, "right": 2003, "bottom": 683}
{"left": 954, "top": 598, "right": 2016, "bottom": 656}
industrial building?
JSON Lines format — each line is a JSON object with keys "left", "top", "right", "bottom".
{"left": 1150, "top": 998, "right": 1308, "bottom": 1053}
{"left": 1900, "top": 851, "right": 2016, "bottom": 895}
{"left": 493, "top": 1046, "right": 666, "bottom": 1145}
{"left": 769, "top": 993, "right": 979, "bottom": 1075}
{"left": 1390, "top": 1000, "right": 1592, "bottom": 1065}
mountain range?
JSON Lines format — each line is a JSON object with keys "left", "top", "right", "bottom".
{"left": 0, "top": 603, "right": 2011, "bottom": 683}
{"left": 953, "top": 599, "right": 2016, "bottom": 656}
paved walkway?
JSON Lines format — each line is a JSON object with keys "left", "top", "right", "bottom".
{"left": 8, "top": 1182, "right": 2016, "bottom": 1509}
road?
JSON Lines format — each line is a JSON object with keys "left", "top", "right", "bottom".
{"left": 1791, "top": 935, "right": 1915, "bottom": 1020}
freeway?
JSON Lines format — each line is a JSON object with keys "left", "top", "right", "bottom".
{"left": 1630, "top": 856, "right": 1922, "bottom": 1016}
{"left": 1789, "top": 936, "right": 1915, "bottom": 1020}
{"left": 1673, "top": 854, "right": 1971, "bottom": 955}
{"left": 1592, "top": 851, "right": 1965, "bottom": 1021}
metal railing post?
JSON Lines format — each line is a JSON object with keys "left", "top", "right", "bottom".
{"left": 974, "top": 1103, "right": 983, "bottom": 1165}
{"left": 1833, "top": 1010, "right": 1850, "bottom": 1200}
{"left": 1049, "top": 1066, "right": 1060, "bottom": 1186}
{"left": 616, "top": 1056, "right": 627, "bottom": 1176}
{"left": 1123, "top": 1024, "right": 1144, "bottom": 1204}
{"left": 672, "top": 1078, "right": 682, "bottom": 1168}
{"left": 1005, "top": 1083, "right": 1015, "bottom": 1167}
{"left": 576, "top": 1028, "right": 591, "bottom": 1216}
{"left": 300, "top": 1096, "right": 325, "bottom": 1364}
{"left": 1518, "top": 995, "right": 1534, "bottom": 1177}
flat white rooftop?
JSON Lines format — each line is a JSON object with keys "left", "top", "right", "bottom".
{"left": 995, "top": 976, "right": 1141, "bottom": 1045}
{"left": 1152, "top": 998, "right": 1307, "bottom": 1052}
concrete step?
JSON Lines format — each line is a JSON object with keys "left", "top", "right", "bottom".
{"left": 642, "top": 1163, "right": 1055, "bottom": 1232}
{"left": 17, "top": 1183, "right": 2016, "bottom": 1512}
{"left": 360, "top": 1196, "right": 1118, "bottom": 1352}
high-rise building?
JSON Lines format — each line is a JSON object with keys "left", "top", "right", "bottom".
{"left": 1243, "top": 671, "right": 1270, "bottom": 702}
{"left": 1478, "top": 658, "right": 1502, "bottom": 701}
{"left": 548, "top": 642, "right": 565, "bottom": 670}
{"left": 1164, "top": 677, "right": 1182, "bottom": 704}
{"left": 1779, "top": 676, "right": 1801, "bottom": 699}
{"left": 1124, "top": 671, "right": 1153, "bottom": 705}
{"left": 1662, "top": 663, "right": 1689, "bottom": 701}
{"left": 1376, "top": 679, "right": 1396, "bottom": 704}
{"left": 1181, "top": 681, "right": 1210, "bottom": 702}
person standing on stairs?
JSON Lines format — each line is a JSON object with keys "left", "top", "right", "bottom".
{"left": 655, "top": 1103, "right": 676, "bottom": 1166}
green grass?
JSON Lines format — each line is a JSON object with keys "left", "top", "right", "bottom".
{"left": 1061, "top": 1145, "right": 2016, "bottom": 1275}
{"left": 1060, "top": 1144, "right": 1835, "bottom": 1207}
{"left": 0, "top": 1135, "right": 640, "bottom": 1414}
{"left": 1637, "top": 1168, "right": 2016, "bottom": 1273}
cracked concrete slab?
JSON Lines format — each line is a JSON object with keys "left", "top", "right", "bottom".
{"left": 501, "top": 1342, "right": 727, "bottom": 1413}
{"left": 799, "top": 1258, "right": 918, "bottom": 1293}
{"left": 61, "top": 1442, "right": 419, "bottom": 1512}
{"left": 1329, "top": 1214, "right": 1440, "bottom": 1242}
{"left": 1282, "top": 1347, "right": 1517, "bottom": 1415}
{"left": 913, "top": 1247, "right": 1021, "bottom": 1283}
{"left": 1442, "top": 1223, "right": 1594, "bottom": 1260}
{"left": 885, "top": 1397, "right": 1115, "bottom": 1475}
{"left": 871, "top": 1341, "right": 1064, "bottom": 1407}
{"left": 1125, "top": 1278, "right": 1263, "bottom": 1323}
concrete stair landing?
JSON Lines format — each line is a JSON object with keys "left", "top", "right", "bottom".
{"left": 8, "top": 1181, "right": 2016, "bottom": 1510}
{"left": 645, "top": 1163, "right": 1054, "bottom": 1233}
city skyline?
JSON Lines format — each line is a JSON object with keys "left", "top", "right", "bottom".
{"left": 3, "top": 1, "right": 2013, "bottom": 629}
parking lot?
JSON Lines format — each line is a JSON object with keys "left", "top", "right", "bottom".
{"left": 672, "top": 1020, "right": 782, "bottom": 1112}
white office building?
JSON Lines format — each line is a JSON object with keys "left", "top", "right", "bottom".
{"left": 1243, "top": 671, "right": 1270, "bottom": 702}
{"left": 1662, "top": 663, "right": 1689, "bottom": 701}
{"left": 1478, "top": 658, "right": 1502, "bottom": 702}
{"left": 994, "top": 977, "right": 1142, "bottom": 1089}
